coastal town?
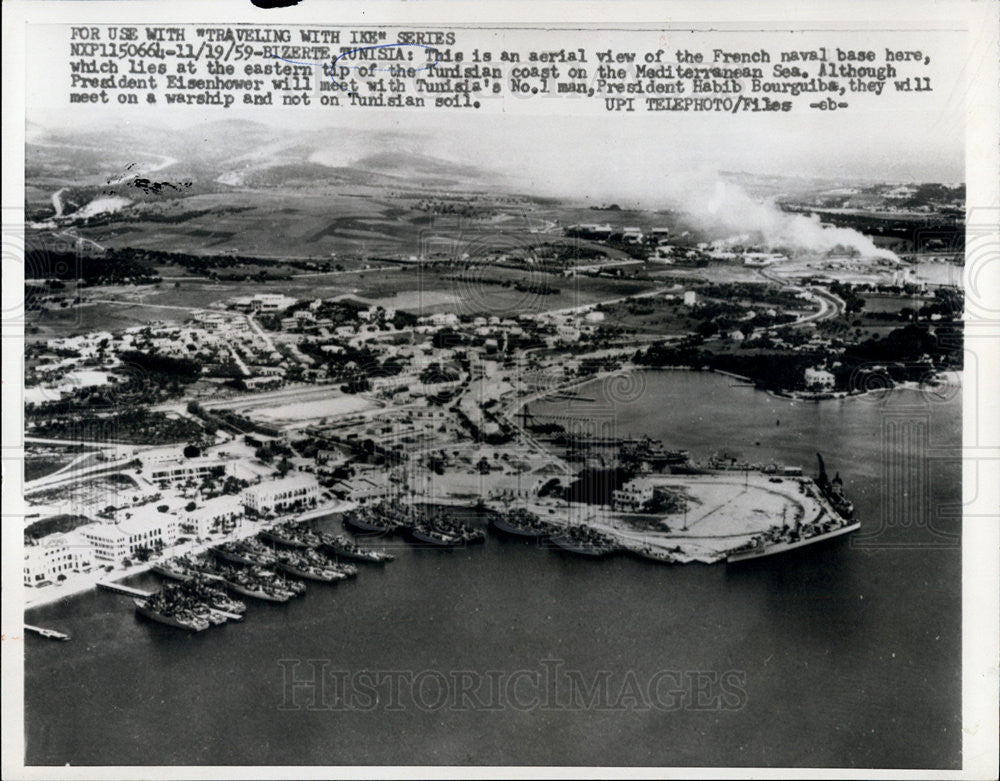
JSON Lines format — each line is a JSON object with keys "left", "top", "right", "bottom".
{"left": 22, "top": 186, "right": 962, "bottom": 620}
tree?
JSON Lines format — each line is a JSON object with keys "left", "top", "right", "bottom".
{"left": 183, "top": 444, "right": 201, "bottom": 459}
{"left": 255, "top": 445, "right": 274, "bottom": 463}
{"left": 185, "top": 501, "right": 197, "bottom": 512}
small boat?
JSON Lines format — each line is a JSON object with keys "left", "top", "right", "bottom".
{"left": 259, "top": 528, "right": 310, "bottom": 548}
{"left": 178, "top": 577, "right": 247, "bottom": 614}
{"left": 727, "top": 521, "right": 861, "bottom": 563}
{"left": 273, "top": 550, "right": 346, "bottom": 582}
{"left": 152, "top": 557, "right": 225, "bottom": 583}
{"left": 213, "top": 540, "right": 277, "bottom": 567}
{"left": 345, "top": 511, "right": 401, "bottom": 534}
{"left": 134, "top": 597, "right": 210, "bottom": 631}
{"left": 489, "top": 509, "right": 557, "bottom": 539}
{"left": 216, "top": 565, "right": 292, "bottom": 602}
{"left": 631, "top": 545, "right": 677, "bottom": 564}
{"left": 259, "top": 523, "right": 322, "bottom": 548}
{"left": 262, "top": 572, "right": 306, "bottom": 595}
{"left": 409, "top": 523, "right": 464, "bottom": 547}
{"left": 24, "top": 625, "right": 70, "bottom": 641}
{"left": 319, "top": 533, "right": 395, "bottom": 563}
{"left": 548, "top": 526, "right": 620, "bottom": 557}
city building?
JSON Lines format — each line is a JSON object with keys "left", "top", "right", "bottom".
{"left": 240, "top": 474, "right": 320, "bottom": 514}
{"left": 231, "top": 293, "right": 298, "bottom": 314}
{"left": 23, "top": 532, "right": 94, "bottom": 586}
{"left": 78, "top": 516, "right": 180, "bottom": 563}
{"left": 147, "top": 457, "right": 229, "bottom": 486}
{"left": 612, "top": 478, "right": 659, "bottom": 512}
{"left": 804, "top": 366, "right": 836, "bottom": 388}
{"left": 179, "top": 495, "right": 243, "bottom": 537}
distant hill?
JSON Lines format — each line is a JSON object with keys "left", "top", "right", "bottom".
{"left": 27, "top": 120, "right": 495, "bottom": 189}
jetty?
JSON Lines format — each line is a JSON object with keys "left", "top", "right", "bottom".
{"left": 24, "top": 624, "right": 71, "bottom": 641}
{"left": 97, "top": 581, "right": 153, "bottom": 598}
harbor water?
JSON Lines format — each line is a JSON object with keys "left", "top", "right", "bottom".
{"left": 24, "top": 371, "right": 961, "bottom": 768}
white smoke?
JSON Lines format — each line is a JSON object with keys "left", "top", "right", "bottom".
{"left": 691, "top": 180, "right": 900, "bottom": 262}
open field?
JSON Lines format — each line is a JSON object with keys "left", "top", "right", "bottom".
{"left": 26, "top": 301, "right": 192, "bottom": 342}
{"left": 248, "top": 395, "right": 377, "bottom": 427}
{"left": 34, "top": 264, "right": 660, "bottom": 340}
{"left": 518, "top": 472, "right": 830, "bottom": 562}
{"left": 200, "top": 383, "right": 382, "bottom": 427}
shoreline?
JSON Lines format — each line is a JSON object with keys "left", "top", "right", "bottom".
{"left": 546, "top": 363, "right": 962, "bottom": 404}
{"left": 23, "top": 499, "right": 353, "bottom": 612}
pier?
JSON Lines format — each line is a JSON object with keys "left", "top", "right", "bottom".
{"left": 97, "top": 581, "right": 153, "bottom": 598}
{"left": 211, "top": 609, "right": 244, "bottom": 621}
{"left": 24, "top": 624, "right": 71, "bottom": 641}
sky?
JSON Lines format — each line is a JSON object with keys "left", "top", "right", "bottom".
{"left": 25, "top": 22, "right": 968, "bottom": 192}
{"left": 29, "top": 104, "right": 965, "bottom": 190}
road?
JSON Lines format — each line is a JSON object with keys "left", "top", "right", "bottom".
{"left": 756, "top": 266, "right": 844, "bottom": 326}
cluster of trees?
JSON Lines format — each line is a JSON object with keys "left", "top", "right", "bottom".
{"left": 120, "top": 350, "right": 201, "bottom": 381}
{"left": 24, "top": 248, "right": 160, "bottom": 285}
{"left": 28, "top": 409, "right": 203, "bottom": 444}
{"left": 698, "top": 283, "right": 805, "bottom": 309}
{"left": 642, "top": 487, "right": 688, "bottom": 515}
{"left": 637, "top": 322, "right": 962, "bottom": 392}
{"left": 106, "top": 247, "right": 333, "bottom": 277}
{"left": 828, "top": 281, "right": 866, "bottom": 314}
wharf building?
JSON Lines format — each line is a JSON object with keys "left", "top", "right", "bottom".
{"left": 240, "top": 474, "right": 320, "bottom": 515}
{"left": 77, "top": 515, "right": 180, "bottom": 564}
{"left": 23, "top": 532, "right": 94, "bottom": 586}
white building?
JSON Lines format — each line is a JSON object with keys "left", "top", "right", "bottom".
{"left": 241, "top": 474, "right": 320, "bottom": 515}
{"left": 231, "top": 293, "right": 298, "bottom": 313}
{"left": 804, "top": 366, "right": 836, "bottom": 389}
{"left": 78, "top": 516, "right": 180, "bottom": 563}
{"left": 147, "top": 457, "right": 230, "bottom": 486}
{"left": 179, "top": 495, "right": 243, "bottom": 537}
{"left": 612, "top": 478, "right": 658, "bottom": 512}
{"left": 683, "top": 291, "right": 698, "bottom": 307}
{"left": 23, "top": 532, "right": 94, "bottom": 586}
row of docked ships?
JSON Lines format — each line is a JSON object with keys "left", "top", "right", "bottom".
{"left": 347, "top": 500, "right": 634, "bottom": 560}
{"left": 339, "top": 452, "right": 859, "bottom": 564}
{"left": 344, "top": 501, "right": 487, "bottom": 547}
{"left": 135, "top": 523, "right": 395, "bottom": 630}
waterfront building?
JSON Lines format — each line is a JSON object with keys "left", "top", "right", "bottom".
{"left": 23, "top": 532, "right": 94, "bottom": 586}
{"left": 612, "top": 477, "right": 658, "bottom": 512}
{"left": 240, "top": 474, "right": 320, "bottom": 514}
{"left": 147, "top": 457, "right": 229, "bottom": 486}
{"left": 804, "top": 366, "right": 836, "bottom": 389}
{"left": 78, "top": 516, "right": 180, "bottom": 563}
{"left": 179, "top": 495, "right": 243, "bottom": 537}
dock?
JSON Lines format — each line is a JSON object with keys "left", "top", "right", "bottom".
{"left": 24, "top": 624, "right": 71, "bottom": 641}
{"left": 97, "top": 581, "right": 153, "bottom": 598}
{"left": 211, "top": 609, "right": 244, "bottom": 621}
